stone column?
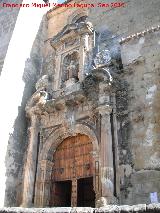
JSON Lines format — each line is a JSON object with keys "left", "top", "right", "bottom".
{"left": 82, "top": 33, "right": 89, "bottom": 52}
{"left": 54, "top": 54, "right": 61, "bottom": 90}
{"left": 97, "top": 105, "right": 115, "bottom": 204}
{"left": 21, "top": 113, "right": 39, "bottom": 207}
{"left": 79, "top": 33, "right": 89, "bottom": 81}
{"left": 71, "top": 178, "right": 77, "bottom": 207}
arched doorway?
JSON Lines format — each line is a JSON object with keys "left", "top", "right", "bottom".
{"left": 49, "top": 134, "right": 95, "bottom": 207}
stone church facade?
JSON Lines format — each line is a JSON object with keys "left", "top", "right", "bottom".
{"left": 2, "top": 0, "right": 160, "bottom": 208}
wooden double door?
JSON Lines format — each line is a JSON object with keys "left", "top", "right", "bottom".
{"left": 50, "top": 134, "right": 95, "bottom": 207}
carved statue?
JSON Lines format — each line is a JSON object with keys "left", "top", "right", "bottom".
{"left": 66, "top": 59, "right": 78, "bottom": 79}
{"left": 37, "top": 90, "right": 48, "bottom": 108}
{"left": 62, "top": 52, "right": 79, "bottom": 84}
{"left": 36, "top": 75, "right": 48, "bottom": 91}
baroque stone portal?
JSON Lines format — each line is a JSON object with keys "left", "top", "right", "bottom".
{"left": 21, "top": 11, "right": 120, "bottom": 208}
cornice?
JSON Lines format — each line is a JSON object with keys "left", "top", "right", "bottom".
{"left": 120, "top": 25, "right": 160, "bottom": 45}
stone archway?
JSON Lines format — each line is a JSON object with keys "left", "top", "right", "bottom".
{"left": 34, "top": 124, "right": 100, "bottom": 207}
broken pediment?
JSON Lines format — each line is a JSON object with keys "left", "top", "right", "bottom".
{"left": 50, "top": 22, "right": 94, "bottom": 49}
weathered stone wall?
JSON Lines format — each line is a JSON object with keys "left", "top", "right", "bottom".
{"left": 119, "top": 30, "right": 160, "bottom": 204}
{"left": 0, "top": 0, "right": 22, "bottom": 75}
{"left": 4, "top": 15, "right": 47, "bottom": 207}
{"left": 89, "top": 0, "right": 160, "bottom": 38}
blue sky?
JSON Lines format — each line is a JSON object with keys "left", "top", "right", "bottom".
{"left": 57, "top": 0, "right": 66, "bottom": 3}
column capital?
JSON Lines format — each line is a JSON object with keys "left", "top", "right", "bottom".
{"left": 96, "top": 104, "right": 112, "bottom": 115}
{"left": 29, "top": 113, "right": 40, "bottom": 128}
{"left": 26, "top": 106, "right": 42, "bottom": 119}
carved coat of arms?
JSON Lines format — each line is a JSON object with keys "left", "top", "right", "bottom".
{"left": 94, "top": 49, "right": 111, "bottom": 68}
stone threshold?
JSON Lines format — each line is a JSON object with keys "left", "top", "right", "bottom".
{"left": 1, "top": 204, "right": 160, "bottom": 213}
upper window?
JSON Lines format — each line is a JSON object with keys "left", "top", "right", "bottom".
{"left": 72, "top": 15, "right": 88, "bottom": 24}
{"left": 75, "top": 16, "right": 88, "bottom": 23}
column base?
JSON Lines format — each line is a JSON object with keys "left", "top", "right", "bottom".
{"left": 20, "top": 202, "right": 34, "bottom": 208}
{"left": 96, "top": 196, "right": 118, "bottom": 207}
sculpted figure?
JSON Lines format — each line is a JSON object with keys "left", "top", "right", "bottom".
{"left": 37, "top": 90, "right": 48, "bottom": 108}
{"left": 36, "top": 75, "right": 48, "bottom": 91}
{"left": 66, "top": 59, "right": 79, "bottom": 80}
{"left": 62, "top": 52, "right": 79, "bottom": 84}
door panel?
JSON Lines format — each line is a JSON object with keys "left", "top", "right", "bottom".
{"left": 50, "top": 181, "right": 72, "bottom": 207}
{"left": 51, "top": 134, "right": 94, "bottom": 181}
{"left": 77, "top": 177, "right": 95, "bottom": 207}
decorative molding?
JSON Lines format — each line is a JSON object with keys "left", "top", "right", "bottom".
{"left": 41, "top": 125, "right": 61, "bottom": 144}
{"left": 96, "top": 105, "right": 112, "bottom": 116}
{"left": 120, "top": 25, "right": 160, "bottom": 44}
{"left": 50, "top": 22, "right": 93, "bottom": 49}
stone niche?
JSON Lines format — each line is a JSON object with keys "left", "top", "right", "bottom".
{"left": 50, "top": 21, "right": 95, "bottom": 90}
